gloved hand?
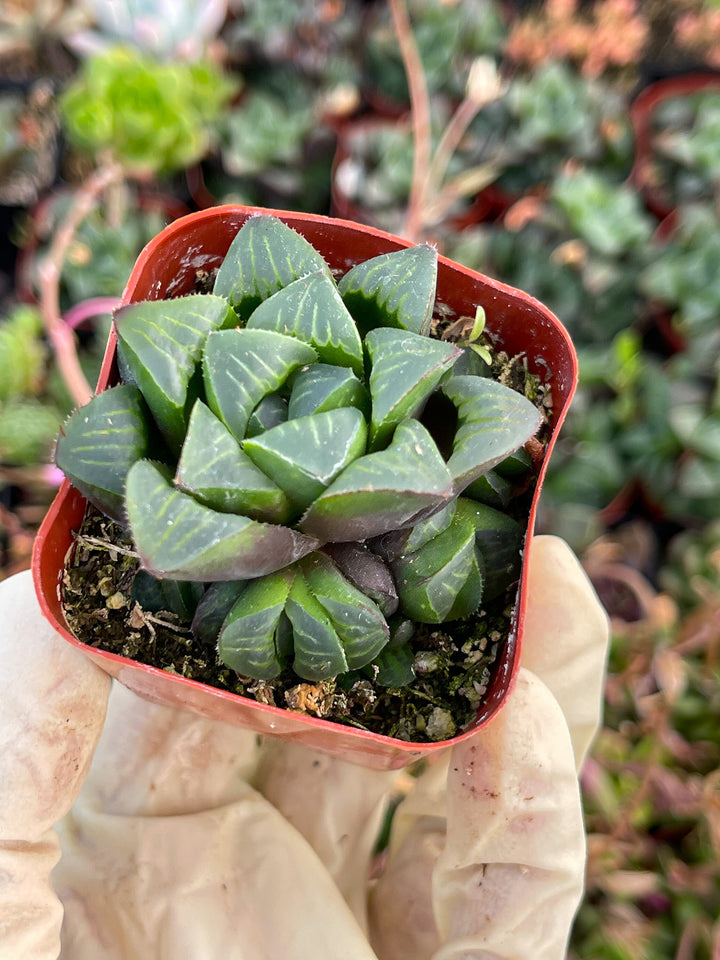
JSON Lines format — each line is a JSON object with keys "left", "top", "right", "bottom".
{"left": 0, "top": 535, "right": 609, "bottom": 960}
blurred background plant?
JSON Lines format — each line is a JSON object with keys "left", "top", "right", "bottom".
{"left": 1, "top": 0, "right": 719, "bottom": 954}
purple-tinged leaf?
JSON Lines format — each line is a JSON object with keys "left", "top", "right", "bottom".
{"left": 300, "top": 419, "right": 453, "bottom": 542}
{"left": 192, "top": 580, "right": 248, "bottom": 645}
{"left": 323, "top": 542, "right": 399, "bottom": 617}
{"left": 300, "top": 553, "right": 389, "bottom": 669}
{"left": 126, "top": 460, "right": 319, "bottom": 581}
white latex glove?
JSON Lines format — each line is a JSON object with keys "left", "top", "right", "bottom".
{"left": 0, "top": 535, "right": 609, "bottom": 960}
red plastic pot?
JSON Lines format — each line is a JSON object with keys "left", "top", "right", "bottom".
{"left": 32, "top": 204, "right": 578, "bottom": 770}
{"left": 630, "top": 72, "right": 720, "bottom": 220}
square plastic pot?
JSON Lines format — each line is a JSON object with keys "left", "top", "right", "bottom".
{"left": 33, "top": 204, "right": 578, "bottom": 770}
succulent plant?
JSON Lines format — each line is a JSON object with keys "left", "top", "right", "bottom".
{"left": 55, "top": 214, "right": 542, "bottom": 686}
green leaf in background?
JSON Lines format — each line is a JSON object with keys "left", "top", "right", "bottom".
{"left": 247, "top": 271, "right": 364, "bottom": 377}
{"left": 0, "top": 399, "right": 60, "bottom": 467}
{"left": 114, "top": 294, "right": 234, "bottom": 451}
{"left": 365, "top": 327, "right": 461, "bottom": 449}
{"left": 442, "top": 375, "right": 543, "bottom": 493}
{"left": 300, "top": 419, "right": 454, "bottom": 542}
{"left": 55, "top": 384, "right": 152, "bottom": 520}
{"left": 175, "top": 401, "right": 292, "bottom": 523}
{"left": 552, "top": 170, "right": 653, "bottom": 257}
{"left": 0, "top": 306, "right": 46, "bottom": 403}
{"left": 338, "top": 245, "right": 438, "bottom": 336}
{"left": 213, "top": 214, "right": 332, "bottom": 320}
{"left": 203, "top": 328, "right": 317, "bottom": 442}
{"left": 126, "top": 460, "right": 319, "bottom": 581}
{"left": 243, "top": 407, "right": 367, "bottom": 511}
{"left": 287, "top": 364, "right": 369, "bottom": 419}
{"left": 60, "top": 47, "right": 238, "bottom": 176}
{"left": 219, "top": 568, "right": 296, "bottom": 679}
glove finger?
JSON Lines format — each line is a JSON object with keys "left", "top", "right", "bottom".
{"left": 520, "top": 535, "right": 610, "bottom": 771}
{"left": 431, "top": 668, "right": 585, "bottom": 960}
{"left": 0, "top": 570, "right": 111, "bottom": 960}
{"left": 55, "top": 783, "right": 381, "bottom": 960}
{"left": 253, "top": 740, "right": 399, "bottom": 932}
{"left": 80, "top": 682, "right": 261, "bottom": 816}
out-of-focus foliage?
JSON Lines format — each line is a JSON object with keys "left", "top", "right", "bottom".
{"left": 60, "top": 47, "right": 238, "bottom": 175}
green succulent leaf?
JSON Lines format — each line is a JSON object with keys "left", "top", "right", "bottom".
{"left": 392, "top": 508, "right": 484, "bottom": 623}
{"left": 219, "top": 568, "right": 296, "bottom": 679}
{"left": 457, "top": 498, "right": 524, "bottom": 601}
{"left": 243, "top": 407, "right": 367, "bottom": 512}
{"left": 371, "top": 642, "right": 416, "bottom": 687}
{"left": 287, "top": 364, "right": 369, "bottom": 420}
{"left": 300, "top": 419, "right": 454, "bottom": 542}
{"left": 175, "top": 401, "right": 292, "bottom": 523}
{"left": 365, "top": 328, "right": 462, "bottom": 449}
{"left": 191, "top": 580, "right": 248, "bottom": 646}
{"left": 213, "top": 214, "right": 332, "bottom": 320}
{"left": 285, "top": 572, "right": 349, "bottom": 680}
{"left": 338, "top": 245, "right": 438, "bottom": 336}
{"left": 246, "top": 394, "right": 288, "bottom": 438}
{"left": 55, "top": 384, "right": 152, "bottom": 520}
{"left": 114, "top": 294, "right": 234, "bottom": 451}
{"left": 443, "top": 375, "right": 543, "bottom": 493}
{"left": 300, "top": 553, "right": 389, "bottom": 669}
{"left": 495, "top": 446, "right": 533, "bottom": 479}
{"left": 247, "top": 271, "right": 364, "bottom": 377}
{"left": 464, "top": 469, "right": 513, "bottom": 508}
{"left": 130, "top": 570, "right": 204, "bottom": 622}
{"left": 370, "top": 500, "right": 458, "bottom": 561}
{"left": 126, "top": 460, "right": 319, "bottom": 581}
{"left": 203, "top": 328, "right": 317, "bottom": 441}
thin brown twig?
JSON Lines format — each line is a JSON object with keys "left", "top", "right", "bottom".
{"left": 424, "top": 96, "right": 483, "bottom": 212}
{"left": 38, "top": 162, "right": 124, "bottom": 408}
{"left": 388, "top": 0, "right": 432, "bottom": 242}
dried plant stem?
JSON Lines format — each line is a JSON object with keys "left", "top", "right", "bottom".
{"left": 425, "top": 96, "right": 483, "bottom": 213}
{"left": 388, "top": 0, "right": 432, "bottom": 242}
{"left": 38, "top": 162, "right": 124, "bottom": 408}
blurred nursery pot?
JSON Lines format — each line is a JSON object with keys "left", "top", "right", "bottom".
{"left": 33, "top": 205, "right": 577, "bottom": 770}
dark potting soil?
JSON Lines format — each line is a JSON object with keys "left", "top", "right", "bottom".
{"left": 62, "top": 506, "right": 519, "bottom": 743}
